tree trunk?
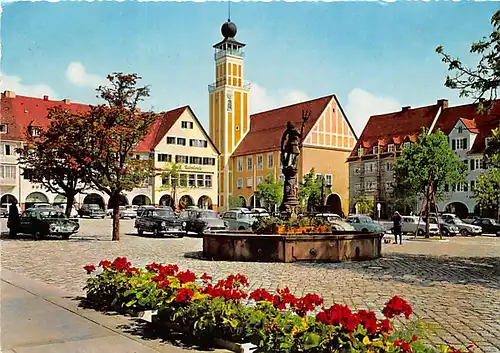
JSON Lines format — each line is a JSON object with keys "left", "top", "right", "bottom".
{"left": 425, "top": 187, "right": 431, "bottom": 239}
{"left": 65, "top": 193, "right": 76, "bottom": 218}
{"left": 111, "top": 194, "right": 120, "bottom": 241}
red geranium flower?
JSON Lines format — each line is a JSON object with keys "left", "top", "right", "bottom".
{"left": 382, "top": 296, "right": 412, "bottom": 319}
{"left": 315, "top": 304, "right": 360, "bottom": 332}
{"left": 156, "top": 279, "right": 170, "bottom": 289}
{"left": 83, "top": 264, "right": 96, "bottom": 274}
{"left": 378, "top": 318, "right": 392, "bottom": 333}
{"left": 175, "top": 288, "right": 194, "bottom": 303}
{"left": 200, "top": 272, "right": 212, "bottom": 283}
{"left": 249, "top": 288, "right": 273, "bottom": 302}
{"left": 356, "top": 309, "right": 378, "bottom": 335}
{"left": 99, "top": 260, "right": 111, "bottom": 269}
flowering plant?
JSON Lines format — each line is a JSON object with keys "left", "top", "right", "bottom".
{"left": 83, "top": 258, "right": 475, "bottom": 353}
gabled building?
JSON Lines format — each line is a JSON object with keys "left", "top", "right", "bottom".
{"left": 208, "top": 19, "right": 357, "bottom": 214}
{"left": 0, "top": 91, "right": 219, "bottom": 211}
{"left": 347, "top": 98, "right": 500, "bottom": 219}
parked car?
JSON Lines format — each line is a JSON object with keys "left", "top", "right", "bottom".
{"left": 28, "top": 203, "right": 53, "bottom": 209}
{"left": 8, "top": 207, "right": 80, "bottom": 240}
{"left": 401, "top": 216, "right": 440, "bottom": 236}
{"left": 345, "top": 214, "right": 387, "bottom": 233}
{"left": 134, "top": 207, "right": 183, "bottom": 237}
{"left": 463, "top": 216, "right": 480, "bottom": 224}
{"left": 472, "top": 218, "right": 500, "bottom": 236}
{"left": 181, "top": 209, "right": 227, "bottom": 235}
{"left": 441, "top": 213, "right": 482, "bottom": 236}
{"left": 429, "top": 216, "right": 459, "bottom": 237}
{"left": 119, "top": 205, "right": 137, "bottom": 219}
{"left": 314, "top": 213, "right": 355, "bottom": 231}
{"left": 78, "top": 204, "right": 106, "bottom": 219}
{"left": 1, "top": 205, "right": 9, "bottom": 217}
{"left": 136, "top": 205, "right": 155, "bottom": 217}
{"left": 222, "top": 210, "right": 258, "bottom": 230}
{"left": 250, "top": 208, "right": 271, "bottom": 217}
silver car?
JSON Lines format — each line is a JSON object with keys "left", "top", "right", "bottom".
{"left": 441, "top": 213, "right": 482, "bottom": 236}
{"left": 222, "top": 210, "right": 258, "bottom": 230}
{"left": 119, "top": 206, "right": 137, "bottom": 219}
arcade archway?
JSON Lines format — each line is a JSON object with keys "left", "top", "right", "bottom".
{"left": 198, "top": 195, "right": 213, "bottom": 209}
{"left": 445, "top": 202, "right": 469, "bottom": 219}
{"left": 83, "top": 193, "right": 105, "bottom": 209}
{"left": 326, "top": 194, "right": 342, "bottom": 216}
{"left": 132, "top": 195, "right": 151, "bottom": 206}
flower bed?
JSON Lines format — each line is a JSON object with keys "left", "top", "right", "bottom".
{"left": 83, "top": 257, "right": 475, "bottom": 353}
{"left": 252, "top": 217, "right": 332, "bottom": 235}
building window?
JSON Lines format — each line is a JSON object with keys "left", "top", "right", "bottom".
{"left": 463, "top": 182, "right": 469, "bottom": 192}
{"left": 237, "top": 178, "right": 243, "bottom": 189}
{"left": 0, "top": 165, "right": 16, "bottom": 179}
{"left": 181, "top": 121, "right": 194, "bottom": 129}
{"left": 485, "top": 137, "right": 493, "bottom": 147}
{"left": 257, "top": 176, "right": 264, "bottom": 185}
{"left": 177, "top": 137, "right": 186, "bottom": 146}
{"left": 385, "top": 182, "right": 393, "bottom": 190}
{"left": 237, "top": 158, "right": 243, "bottom": 172}
{"left": 365, "top": 181, "right": 376, "bottom": 191}
{"left": 452, "top": 138, "right": 467, "bottom": 150}
{"left": 157, "top": 154, "right": 172, "bottom": 162}
{"left": 246, "top": 177, "right": 253, "bottom": 188}
{"left": 475, "top": 159, "right": 481, "bottom": 170}
{"left": 179, "top": 174, "right": 188, "bottom": 187}
{"left": 315, "top": 173, "right": 322, "bottom": 181}
{"left": 325, "top": 174, "right": 332, "bottom": 186}
{"left": 268, "top": 153, "right": 274, "bottom": 169}
{"left": 372, "top": 146, "right": 379, "bottom": 154}
{"left": 403, "top": 142, "right": 411, "bottom": 149}
{"left": 355, "top": 183, "right": 362, "bottom": 191}
{"left": 0, "top": 124, "right": 7, "bottom": 133}
{"left": 386, "top": 163, "right": 392, "bottom": 171}
{"left": 167, "top": 137, "right": 176, "bottom": 144}
{"left": 189, "top": 139, "right": 208, "bottom": 148}
{"left": 354, "top": 167, "right": 361, "bottom": 175}
{"left": 257, "top": 155, "right": 263, "bottom": 170}
{"left": 0, "top": 144, "right": 13, "bottom": 156}
{"left": 470, "top": 180, "right": 475, "bottom": 191}
{"left": 247, "top": 157, "right": 253, "bottom": 171}
{"left": 28, "top": 126, "right": 41, "bottom": 137}
{"left": 202, "top": 157, "right": 216, "bottom": 165}
{"left": 197, "top": 174, "right": 204, "bottom": 188}
{"left": 387, "top": 144, "right": 394, "bottom": 153}
{"left": 188, "top": 174, "right": 196, "bottom": 187}
{"left": 357, "top": 148, "right": 364, "bottom": 156}
{"left": 189, "top": 156, "right": 202, "bottom": 164}
{"left": 457, "top": 126, "right": 463, "bottom": 134}
{"left": 205, "top": 175, "right": 212, "bottom": 188}
{"left": 175, "top": 155, "right": 189, "bottom": 164}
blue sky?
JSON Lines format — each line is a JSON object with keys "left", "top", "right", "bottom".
{"left": 1, "top": 1, "right": 498, "bottom": 135}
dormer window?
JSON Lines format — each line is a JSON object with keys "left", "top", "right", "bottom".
{"left": 403, "top": 142, "right": 411, "bottom": 149}
{"left": 28, "top": 125, "right": 42, "bottom": 137}
{"left": 358, "top": 148, "right": 364, "bottom": 156}
{"left": 485, "top": 137, "right": 493, "bottom": 148}
{"left": 0, "top": 124, "right": 8, "bottom": 133}
{"left": 387, "top": 144, "right": 394, "bottom": 153}
{"left": 372, "top": 146, "right": 379, "bottom": 154}
{"left": 458, "top": 126, "right": 463, "bottom": 134}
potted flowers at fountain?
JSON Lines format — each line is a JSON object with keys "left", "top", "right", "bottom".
{"left": 252, "top": 216, "right": 332, "bottom": 235}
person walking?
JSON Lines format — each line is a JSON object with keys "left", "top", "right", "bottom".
{"left": 392, "top": 211, "right": 402, "bottom": 245}
{"left": 7, "top": 200, "right": 20, "bottom": 239}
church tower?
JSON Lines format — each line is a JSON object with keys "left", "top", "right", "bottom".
{"left": 208, "top": 18, "right": 250, "bottom": 209}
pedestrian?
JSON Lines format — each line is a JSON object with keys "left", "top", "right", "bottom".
{"left": 392, "top": 211, "right": 402, "bottom": 245}
{"left": 7, "top": 200, "right": 20, "bottom": 239}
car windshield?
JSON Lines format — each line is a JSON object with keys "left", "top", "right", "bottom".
{"left": 152, "top": 209, "right": 174, "bottom": 218}
{"left": 197, "top": 211, "right": 217, "bottom": 219}
{"left": 39, "top": 210, "right": 67, "bottom": 219}
{"left": 88, "top": 205, "right": 100, "bottom": 209}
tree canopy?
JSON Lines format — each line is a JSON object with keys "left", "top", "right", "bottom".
{"left": 298, "top": 168, "right": 328, "bottom": 212}
{"left": 436, "top": 10, "right": 500, "bottom": 112}
{"left": 157, "top": 162, "right": 190, "bottom": 209}
{"left": 255, "top": 174, "right": 283, "bottom": 212}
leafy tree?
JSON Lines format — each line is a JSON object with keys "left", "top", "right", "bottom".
{"left": 353, "top": 196, "right": 374, "bottom": 216}
{"left": 484, "top": 126, "right": 500, "bottom": 167}
{"left": 474, "top": 167, "right": 500, "bottom": 220}
{"left": 255, "top": 174, "right": 283, "bottom": 212}
{"left": 298, "top": 168, "right": 328, "bottom": 212}
{"left": 394, "top": 128, "right": 467, "bottom": 236}
{"left": 436, "top": 10, "right": 500, "bottom": 113}
{"left": 17, "top": 107, "right": 91, "bottom": 217}
{"left": 79, "top": 73, "right": 156, "bottom": 241}
{"left": 229, "top": 195, "right": 245, "bottom": 209}
{"left": 157, "top": 162, "right": 186, "bottom": 209}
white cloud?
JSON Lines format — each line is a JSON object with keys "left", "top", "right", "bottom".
{"left": 65, "top": 62, "right": 106, "bottom": 88}
{"left": 0, "top": 75, "right": 57, "bottom": 99}
{"left": 345, "top": 88, "right": 401, "bottom": 136}
{"left": 249, "top": 83, "right": 311, "bottom": 114}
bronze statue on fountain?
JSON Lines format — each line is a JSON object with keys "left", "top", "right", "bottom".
{"left": 279, "top": 110, "right": 311, "bottom": 219}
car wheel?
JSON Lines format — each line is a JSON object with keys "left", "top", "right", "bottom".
{"left": 417, "top": 229, "right": 425, "bottom": 236}
{"left": 101, "top": 216, "right": 105, "bottom": 219}
{"left": 137, "top": 229, "right": 144, "bottom": 236}
{"left": 460, "top": 229, "right": 469, "bottom": 237}
{"left": 33, "top": 231, "right": 43, "bottom": 240}
{"left": 153, "top": 228, "right": 159, "bottom": 237}
{"left": 361, "top": 228, "right": 369, "bottom": 232}
{"left": 238, "top": 226, "right": 246, "bottom": 231}
{"left": 442, "top": 229, "right": 449, "bottom": 237}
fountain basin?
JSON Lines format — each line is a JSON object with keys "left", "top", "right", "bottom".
{"left": 203, "top": 231, "right": 384, "bottom": 263}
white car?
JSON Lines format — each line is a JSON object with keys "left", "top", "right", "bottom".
{"left": 441, "top": 214, "right": 482, "bottom": 236}
{"left": 401, "top": 216, "right": 440, "bottom": 236}
{"left": 119, "top": 206, "right": 137, "bottom": 219}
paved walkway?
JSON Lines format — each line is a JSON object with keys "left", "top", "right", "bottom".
{"left": 0, "top": 269, "right": 229, "bottom": 353}
{"left": 1, "top": 219, "right": 500, "bottom": 353}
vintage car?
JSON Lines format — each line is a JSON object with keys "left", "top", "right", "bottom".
{"left": 429, "top": 216, "right": 459, "bottom": 237}
{"left": 400, "top": 216, "right": 440, "bottom": 236}
{"left": 221, "top": 210, "right": 258, "bottom": 230}
{"left": 472, "top": 218, "right": 500, "bottom": 236}
{"left": 136, "top": 205, "right": 156, "bottom": 217}
{"left": 441, "top": 213, "right": 482, "bottom": 236}
{"left": 180, "top": 209, "right": 227, "bottom": 235}
{"left": 345, "top": 214, "right": 387, "bottom": 233}
{"left": 8, "top": 207, "right": 80, "bottom": 240}
{"left": 314, "top": 213, "right": 355, "bottom": 231}
{"left": 119, "top": 205, "right": 137, "bottom": 219}
{"left": 78, "top": 204, "right": 106, "bottom": 219}
{"left": 134, "top": 207, "right": 183, "bottom": 237}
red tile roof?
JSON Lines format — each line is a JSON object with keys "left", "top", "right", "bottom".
{"left": 232, "top": 95, "right": 335, "bottom": 157}
{"left": 436, "top": 101, "right": 500, "bottom": 154}
{"left": 1, "top": 92, "right": 89, "bottom": 141}
{"left": 348, "top": 104, "right": 441, "bottom": 158}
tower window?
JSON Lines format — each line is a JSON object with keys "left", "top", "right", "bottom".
{"left": 181, "top": 121, "right": 194, "bottom": 129}
{"left": 247, "top": 157, "right": 253, "bottom": 171}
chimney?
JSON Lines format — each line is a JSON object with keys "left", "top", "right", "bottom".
{"left": 62, "top": 98, "right": 71, "bottom": 104}
{"left": 43, "top": 95, "right": 49, "bottom": 101}
{"left": 437, "top": 99, "right": 448, "bottom": 109}
{"left": 4, "top": 90, "right": 16, "bottom": 98}
{"left": 402, "top": 106, "right": 411, "bottom": 111}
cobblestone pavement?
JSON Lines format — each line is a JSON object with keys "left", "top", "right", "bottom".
{"left": 1, "top": 219, "right": 499, "bottom": 353}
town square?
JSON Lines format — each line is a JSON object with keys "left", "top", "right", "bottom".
{"left": 1, "top": 1, "right": 500, "bottom": 353}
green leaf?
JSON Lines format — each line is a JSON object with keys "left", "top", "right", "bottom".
{"left": 304, "top": 332, "right": 321, "bottom": 349}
